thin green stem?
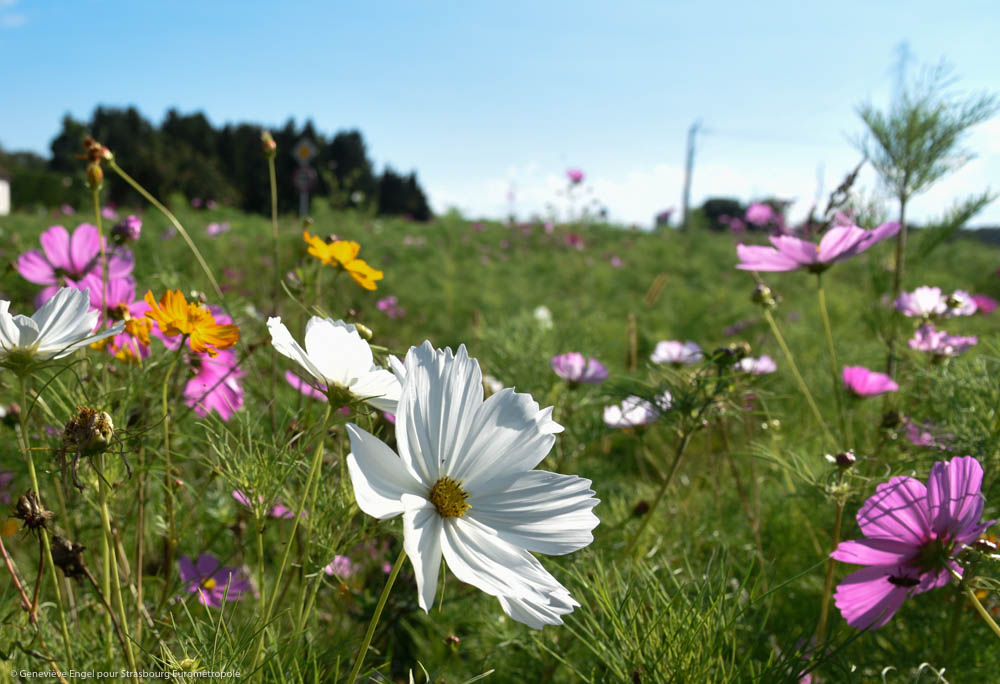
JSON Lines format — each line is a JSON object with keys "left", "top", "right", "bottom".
{"left": 268, "top": 155, "right": 280, "bottom": 306}
{"left": 157, "top": 343, "right": 185, "bottom": 612}
{"left": 91, "top": 186, "right": 109, "bottom": 327}
{"left": 620, "top": 428, "right": 695, "bottom": 562}
{"left": 816, "top": 274, "right": 847, "bottom": 442}
{"left": 762, "top": 309, "right": 836, "bottom": 448}
{"left": 347, "top": 549, "right": 407, "bottom": 683}
{"left": 251, "top": 401, "right": 333, "bottom": 673}
{"left": 17, "top": 378, "right": 74, "bottom": 666}
{"left": 107, "top": 160, "right": 225, "bottom": 305}
{"left": 97, "top": 454, "right": 138, "bottom": 680}
{"left": 947, "top": 567, "right": 1000, "bottom": 640}
{"left": 816, "top": 499, "right": 844, "bottom": 643}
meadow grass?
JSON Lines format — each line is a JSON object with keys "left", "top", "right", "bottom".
{"left": 0, "top": 197, "right": 997, "bottom": 683}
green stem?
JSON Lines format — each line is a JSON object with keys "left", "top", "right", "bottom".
{"left": 816, "top": 499, "right": 844, "bottom": 643}
{"left": 268, "top": 155, "right": 280, "bottom": 306}
{"left": 816, "top": 274, "right": 847, "bottom": 442}
{"left": 948, "top": 567, "right": 1000, "bottom": 640}
{"left": 762, "top": 309, "right": 836, "bottom": 448}
{"left": 17, "top": 379, "right": 74, "bottom": 666}
{"left": 620, "top": 428, "right": 695, "bottom": 561}
{"left": 251, "top": 401, "right": 333, "bottom": 673}
{"left": 157, "top": 343, "right": 185, "bottom": 612}
{"left": 347, "top": 549, "right": 407, "bottom": 683}
{"left": 91, "top": 187, "right": 108, "bottom": 328}
{"left": 107, "top": 160, "right": 225, "bottom": 305}
{"left": 97, "top": 454, "right": 139, "bottom": 679}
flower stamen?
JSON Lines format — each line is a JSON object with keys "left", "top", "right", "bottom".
{"left": 429, "top": 476, "right": 470, "bottom": 518}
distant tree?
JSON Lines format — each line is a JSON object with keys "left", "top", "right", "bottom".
{"left": 323, "top": 130, "right": 377, "bottom": 210}
{"left": 700, "top": 197, "right": 744, "bottom": 232}
{"left": 378, "top": 167, "right": 432, "bottom": 220}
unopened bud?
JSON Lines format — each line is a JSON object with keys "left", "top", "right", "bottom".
{"left": 825, "top": 450, "right": 856, "bottom": 469}
{"left": 85, "top": 162, "right": 104, "bottom": 191}
{"left": 751, "top": 284, "right": 777, "bottom": 310}
{"left": 260, "top": 131, "right": 277, "bottom": 158}
{"left": 445, "top": 635, "right": 460, "bottom": 646}
{"left": 63, "top": 407, "right": 114, "bottom": 457}
{"left": 354, "top": 322, "right": 373, "bottom": 340}
{"left": 50, "top": 534, "right": 87, "bottom": 579}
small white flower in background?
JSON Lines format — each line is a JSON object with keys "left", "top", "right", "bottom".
{"left": 0, "top": 287, "right": 123, "bottom": 364}
{"left": 533, "top": 305, "right": 553, "bottom": 330}
{"left": 267, "top": 316, "right": 401, "bottom": 412}
{"left": 650, "top": 340, "right": 702, "bottom": 365}
{"left": 944, "top": 290, "right": 977, "bottom": 317}
{"left": 346, "top": 342, "right": 600, "bottom": 629}
{"left": 603, "top": 392, "right": 672, "bottom": 428}
{"left": 735, "top": 355, "right": 777, "bottom": 375}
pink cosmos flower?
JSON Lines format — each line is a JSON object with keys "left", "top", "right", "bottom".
{"left": 111, "top": 216, "right": 141, "bottom": 244}
{"left": 185, "top": 349, "right": 245, "bottom": 420}
{"left": 650, "top": 340, "right": 703, "bottom": 365}
{"left": 550, "top": 353, "right": 609, "bottom": 384}
{"left": 376, "top": 296, "right": 405, "bottom": 319}
{"left": 744, "top": 203, "right": 775, "bottom": 227}
{"left": 944, "top": 290, "right": 977, "bottom": 317}
{"left": 324, "top": 555, "right": 360, "bottom": 579}
{"left": 191, "top": 198, "right": 203, "bottom": 208}
{"left": 902, "top": 418, "right": 952, "bottom": 451}
{"left": 101, "top": 206, "right": 118, "bottom": 220}
{"left": 77, "top": 273, "right": 151, "bottom": 361}
{"left": 842, "top": 366, "right": 898, "bottom": 397}
{"left": 285, "top": 370, "right": 328, "bottom": 401}
{"left": 232, "top": 490, "right": 297, "bottom": 519}
{"left": 831, "top": 456, "right": 993, "bottom": 629}
{"left": 472, "top": 222, "right": 486, "bottom": 232}
{"left": 609, "top": 256, "right": 624, "bottom": 268}
{"left": 735, "top": 355, "right": 777, "bottom": 374}
{"left": 17, "top": 224, "right": 135, "bottom": 306}
{"left": 603, "top": 392, "right": 672, "bottom": 428}
{"left": 178, "top": 553, "right": 255, "bottom": 608}
{"left": 908, "top": 323, "right": 977, "bottom": 357}
{"left": 565, "top": 233, "right": 585, "bottom": 250}
{"left": 544, "top": 222, "right": 554, "bottom": 234}
{"left": 736, "top": 221, "right": 899, "bottom": 273}
{"left": 895, "top": 287, "right": 947, "bottom": 318}
{"left": 972, "top": 294, "right": 997, "bottom": 314}
{"left": 60, "top": 204, "right": 75, "bottom": 216}
{"left": 566, "top": 168, "right": 584, "bottom": 184}
{"left": 205, "top": 222, "right": 231, "bottom": 237}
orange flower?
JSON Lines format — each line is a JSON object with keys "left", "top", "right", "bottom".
{"left": 144, "top": 290, "right": 239, "bottom": 357}
{"left": 303, "top": 231, "right": 383, "bottom": 290}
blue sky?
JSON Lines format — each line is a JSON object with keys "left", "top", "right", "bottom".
{"left": 2, "top": 0, "right": 999, "bottom": 226}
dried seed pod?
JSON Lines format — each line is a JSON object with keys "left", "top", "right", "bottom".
{"left": 50, "top": 534, "right": 87, "bottom": 580}
{"left": 13, "top": 492, "right": 53, "bottom": 531}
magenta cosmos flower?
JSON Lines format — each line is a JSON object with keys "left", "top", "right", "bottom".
{"left": 184, "top": 349, "right": 245, "bottom": 420}
{"left": 744, "top": 202, "right": 776, "bottom": 227}
{"left": 285, "top": 370, "right": 328, "bottom": 401}
{"left": 550, "top": 353, "right": 608, "bottom": 384}
{"left": 736, "top": 221, "right": 899, "bottom": 273}
{"left": 232, "top": 490, "right": 297, "bottom": 519}
{"left": 831, "top": 456, "right": 993, "bottom": 629}
{"left": 566, "top": 168, "right": 584, "bottom": 184}
{"left": 650, "top": 340, "right": 702, "bottom": 365}
{"left": 972, "top": 294, "right": 997, "bottom": 314}
{"left": 908, "top": 324, "right": 977, "bottom": 358}
{"left": 17, "top": 224, "right": 135, "bottom": 306}
{"left": 324, "top": 555, "right": 360, "bottom": 579}
{"left": 178, "top": 553, "right": 255, "bottom": 608}
{"left": 842, "top": 365, "right": 898, "bottom": 397}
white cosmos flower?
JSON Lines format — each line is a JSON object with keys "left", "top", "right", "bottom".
{"left": 267, "top": 316, "right": 401, "bottom": 412}
{"left": 650, "top": 340, "right": 702, "bottom": 365}
{"left": 346, "top": 341, "right": 599, "bottom": 629}
{"left": 0, "top": 287, "right": 123, "bottom": 363}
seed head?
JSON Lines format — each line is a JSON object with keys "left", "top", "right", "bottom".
{"left": 14, "top": 492, "right": 53, "bottom": 531}
{"left": 63, "top": 407, "right": 115, "bottom": 456}
{"left": 50, "top": 534, "right": 87, "bottom": 580}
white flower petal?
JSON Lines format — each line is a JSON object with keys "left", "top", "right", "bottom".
{"left": 267, "top": 317, "right": 326, "bottom": 384}
{"left": 440, "top": 516, "right": 573, "bottom": 610}
{"left": 32, "top": 287, "right": 90, "bottom": 343}
{"left": 351, "top": 368, "right": 401, "bottom": 413}
{"left": 452, "top": 389, "right": 562, "bottom": 487}
{"left": 45, "top": 320, "right": 124, "bottom": 360}
{"left": 304, "top": 318, "right": 369, "bottom": 387}
{"left": 346, "top": 424, "right": 424, "bottom": 519}
{"left": 497, "top": 591, "right": 580, "bottom": 629}
{"left": 396, "top": 342, "right": 482, "bottom": 485}
{"left": 388, "top": 354, "right": 406, "bottom": 383}
{"left": 401, "top": 493, "right": 443, "bottom": 612}
{"left": 0, "top": 302, "right": 20, "bottom": 351}
{"left": 468, "top": 470, "right": 599, "bottom": 555}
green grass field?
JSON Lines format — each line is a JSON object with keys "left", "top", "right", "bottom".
{"left": 0, "top": 195, "right": 997, "bottom": 683}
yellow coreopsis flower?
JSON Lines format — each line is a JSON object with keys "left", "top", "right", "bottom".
{"left": 303, "top": 231, "right": 384, "bottom": 290}
{"left": 144, "top": 290, "right": 239, "bottom": 357}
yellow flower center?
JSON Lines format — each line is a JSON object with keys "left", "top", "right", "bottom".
{"left": 201, "top": 578, "right": 217, "bottom": 590}
{"left": 429, "top": 476, "right": 470, "bottom": 518}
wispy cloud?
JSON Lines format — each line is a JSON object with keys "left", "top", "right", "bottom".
{"left": 0, "top": 12, "right": 25, "bottom": 29}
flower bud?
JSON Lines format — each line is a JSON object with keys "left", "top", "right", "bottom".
{"left": 50, "top": 534, "right": 87, "bottom": 579}
{"left": 825, "top": 450, "right": 856, "bottom": 469}
{"left": 85, "top": 162, "right": 104, "bottom": 191}
{"left": 354, "top": 322, "right": 373, "bottom": 340}
{"left": 111, "top": 215, "right": 142, "bottom": 244}
{"left": 751, "top": 284, "right": 777, "bottom": 310}
{"left": 260, "top": 131, "right": 277, "bottom": 158}
{"left": 63, "top": 407, "right": 115, "bottom": 457}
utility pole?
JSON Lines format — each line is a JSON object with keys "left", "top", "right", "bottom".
{"left": 680, "top": 120, "right": 701, "bottom": 231}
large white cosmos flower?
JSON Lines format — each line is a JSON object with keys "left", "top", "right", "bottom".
{"left": 347, "top": 342, "right": 599, "bottom": 628}
{"left": 0, "top": 287, "right": 123, "bottom": 363}
{"left": 267, "top": 316, "right": 401, "bottom": 412}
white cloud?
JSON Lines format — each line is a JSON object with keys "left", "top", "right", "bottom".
{"left": 0, "top": 12, "right": 25, "bottom": 28}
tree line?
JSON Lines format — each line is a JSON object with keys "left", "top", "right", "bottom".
{"left": 1, "top": 106, "right": 432, "bottom": 220}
